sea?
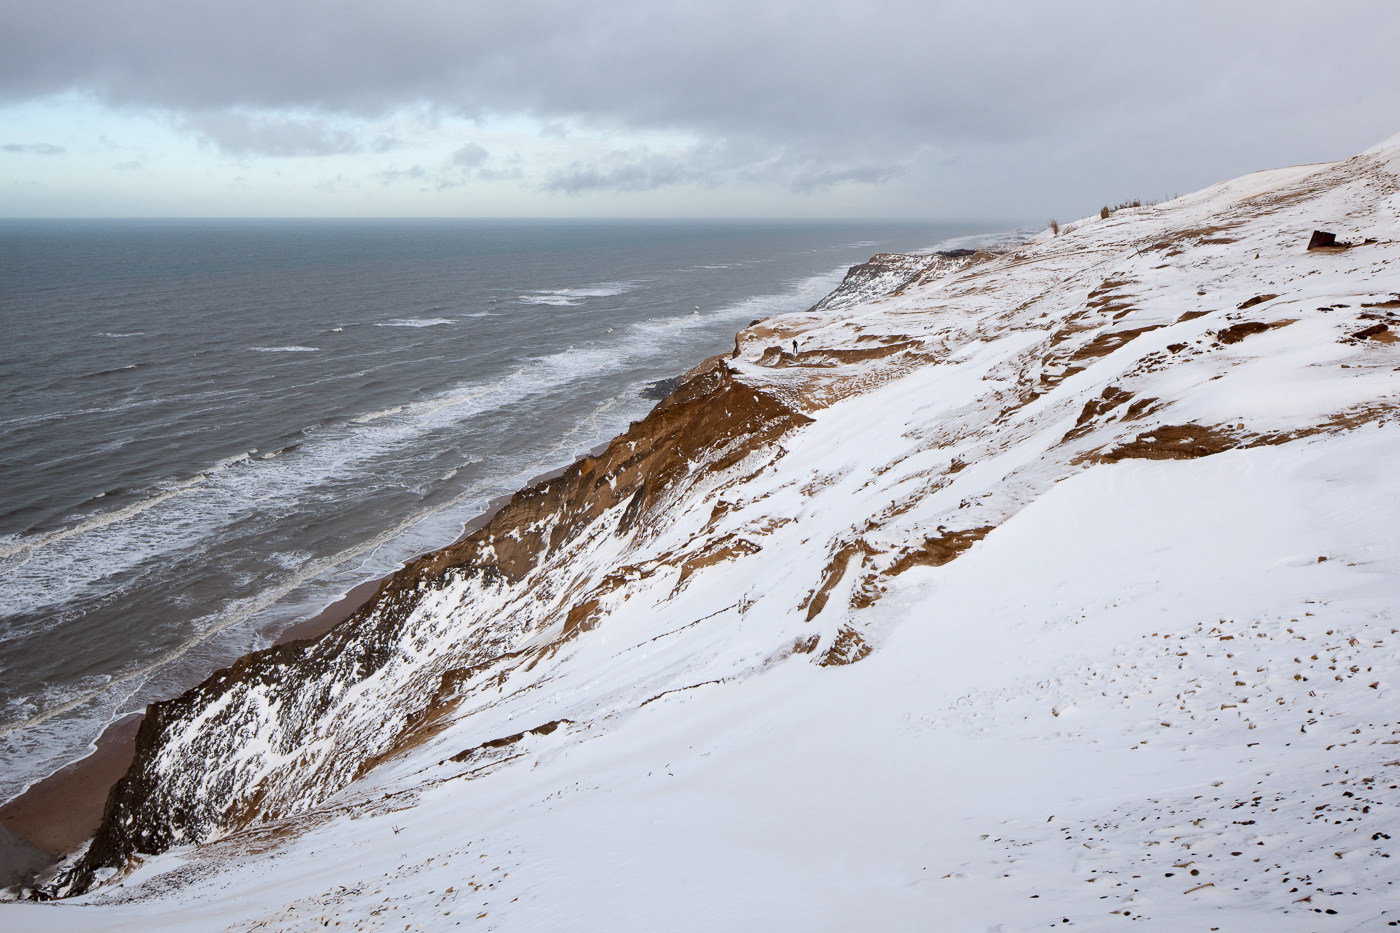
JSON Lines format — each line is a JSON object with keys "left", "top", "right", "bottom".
{"left": 0, "top": 218, "right": 1006, "bottom": 802}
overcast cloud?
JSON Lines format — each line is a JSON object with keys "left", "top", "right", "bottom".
{"left": 3, "top": 143, "right": 66, "bottom": 156}
{"left": 1, "top": 0, "right": 1397, "bottom": 216}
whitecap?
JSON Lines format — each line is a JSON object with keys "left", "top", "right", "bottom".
{"left": 205, "top": 450, "right": 255, "bottom": 474}
{"left": 375, "top": 318, "right": 455, "bottom": 328}
{"left": 351, "top": 406, "right": 404, "bottom": 424}
{"left": 81, "top": 363, "right": 143, "bottom": 378}
{"left": 96, "top": 332, "right": 144, "bottom": 338}
{"left": 250, "top": 346, "right": 319, "bottom": 352}
{"left": 518, "top": 294, "right": 576, "bottom": 305}
{"left": 518, "top": 283, "right": 633, "bottom": 306}
{"left": 518, "top": 295, "right": 578, "bottom": 306}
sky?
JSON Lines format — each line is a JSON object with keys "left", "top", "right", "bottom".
{"left": 1, "top": 0, "right": 1397, "bottom": 219}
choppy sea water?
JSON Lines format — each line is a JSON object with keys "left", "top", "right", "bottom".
{"left": 0, "top": 218, "right": 1004, "bottom": 801}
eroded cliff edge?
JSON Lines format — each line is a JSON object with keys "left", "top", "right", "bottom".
{"left": 58, "top": 356, "right": 814, "bottom": 895}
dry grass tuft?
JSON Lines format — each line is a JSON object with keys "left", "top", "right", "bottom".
{"left": 1101, "top": 199, "right": 1144, "bottom": 219}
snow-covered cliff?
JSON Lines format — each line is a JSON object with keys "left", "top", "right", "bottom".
{"left": 26, "top": 134, "right": 1400, "bottom": 930}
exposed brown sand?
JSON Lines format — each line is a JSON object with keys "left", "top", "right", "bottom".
{"left": 0, "top": 713, "right": 143, "bottom": 856}
{"left": 0, "top": 438, "right": 627, "bottom": 865}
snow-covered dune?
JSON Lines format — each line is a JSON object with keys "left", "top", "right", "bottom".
{"left": 13, "top": 134, "right": 1400, "bottom": 930}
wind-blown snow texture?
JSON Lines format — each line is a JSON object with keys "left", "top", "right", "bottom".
{"left": 11, "top": 134, "right": 1400, "bottom": 930}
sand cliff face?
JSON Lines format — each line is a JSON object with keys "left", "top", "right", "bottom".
{"left": 59, "top": 360, "right": 813, "bottom": 895}
{"left": 53, "top": 136, "right": 1400, "bottom": 913}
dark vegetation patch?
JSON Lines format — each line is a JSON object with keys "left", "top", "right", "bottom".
{"left": 1217, "top": 319, "right": 1296, "bottom": 344}
{"left": 1349, "top": 323, "right": 1395, "bottom": 343}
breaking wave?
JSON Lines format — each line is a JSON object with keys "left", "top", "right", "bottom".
{"left": 518, "top": 284, "right": 634, "bottom": 306}
{"left": 374, "top": 318, "right": 455, "bottom": 328}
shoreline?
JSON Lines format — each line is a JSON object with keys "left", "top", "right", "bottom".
{"left": 0, "top": 713, "right": 142, "bottom": 860}
{"left": 0, "top": 435, "right": 628, "bottom": 869}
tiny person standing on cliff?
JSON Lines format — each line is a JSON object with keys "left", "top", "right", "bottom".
{"left": 792, "top": 339, "right": 799, "bottom": 355}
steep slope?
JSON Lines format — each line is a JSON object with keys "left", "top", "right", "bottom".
{"left": 16, "top": 134, "right": 1400, "bottom": 930}
{"left": 57, "top": 361, "right": 814, "bottom": 895}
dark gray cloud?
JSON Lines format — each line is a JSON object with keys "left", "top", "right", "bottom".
{"left": 3, "top": 142, "right": 66, "bottom": 155}
{"left": 2, "top": 1, "right": 1398, "bottom": 209}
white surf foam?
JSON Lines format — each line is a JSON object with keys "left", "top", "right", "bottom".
{"left": 350, "top": 406, "right": 404, "bottom": 424}
{"left": 374, "top": 318, "right": 455, "bottom": 328}
{"left": 518, "top": 284, "right": 633, "bottom": 306}
{"left": 0, "top": 474, "right": 209, "bottom": 562}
